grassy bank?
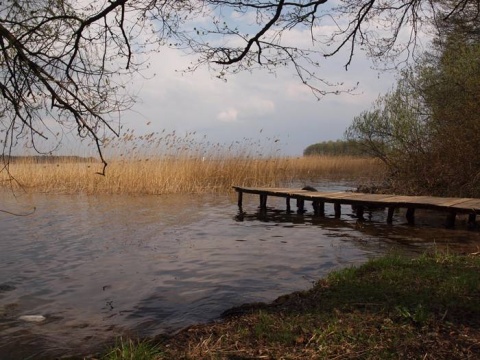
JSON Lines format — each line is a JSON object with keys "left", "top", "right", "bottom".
{"left": 1, "top": 155, "right": 383, "bottom": 195}
{"left": 100, "top": 253, "right": 480, "bottom": 359}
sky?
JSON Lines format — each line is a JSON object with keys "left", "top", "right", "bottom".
{"left": 9, "top": 1, "right": 434, "bottom": 159}
{"left": 108, "top": 1, "right": 406, "bottom": 158}
{"left": 119, "top": 45, "right": 397, "bottom": 157}
{"left": 37, "top": 1, "right": 415, "bottom": 159}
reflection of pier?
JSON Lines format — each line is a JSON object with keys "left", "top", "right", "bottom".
{"left": 233, "top": 186, "right": 480, "bottom": 228}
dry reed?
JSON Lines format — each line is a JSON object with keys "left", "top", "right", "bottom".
{"left": 1, "top": 131, "right": 384, "bottom": 195}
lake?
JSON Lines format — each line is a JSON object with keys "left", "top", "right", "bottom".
{"left": 1, "top": 182, "right": 479, "bottom": 358}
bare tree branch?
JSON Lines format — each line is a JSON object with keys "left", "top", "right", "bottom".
{"left": 0, "top": 0, "right": 477, "bottom": 177}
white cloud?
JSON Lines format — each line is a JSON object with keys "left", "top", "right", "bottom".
{"left": 115, "top": 37, "right": 397, "bottom": 156}
{"left": 250, "top": 98, "right": 275, "bottom": 114}
{"left": 285, "top": 82, "right": 314, "bottom": 101}
{"left": 213, "top": 97, "right": 275, "bottom": 124}
{"left": 217, "top": 108, "right": 239, "bottom": 122}
{"left": 237, "top": 97, "right": 275, "bottom": 118}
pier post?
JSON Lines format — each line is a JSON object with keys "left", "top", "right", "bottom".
{"left": 237, "top": 190, "right": 243, "bottom": 208}
{"left": 312, "top": 201, "right": 325, "bottom": 216}
{"left": 355, "top": 205, "right": 365, "bottom": 221}
{"left": 260, "top": 194, "right": 268, "bottom": 211}
{"left": 445, "top": 211, "right": 456, "bottom": 228}
{"left": 286, "top": 197, "right": 291, "bottom": 213}
{"left": 406, "top": 207, "right": 415, "bottom": 225}
{"left": 468, "top": 213, "right": 477, "bottom": 229}
{"left": 334, "top": 203, "right": 341, "bottom": 218}
{"left": 387, "top": 207, "right": 395, "bottom": 224}
{"left": 296, "top": 198, "right": 305, "bottom": 213}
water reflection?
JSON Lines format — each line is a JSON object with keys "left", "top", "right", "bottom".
{"left": 0, "top": 186, "right": 479, "bottom": 358}
{"left": 236, "top": 200, "right": 480, "bottom": 254}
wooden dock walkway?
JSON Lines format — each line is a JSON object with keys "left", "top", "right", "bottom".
{"left": 233, "top": 186, "right": 480, "bottom": 228}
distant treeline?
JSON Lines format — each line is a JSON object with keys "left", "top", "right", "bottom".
{"left": 303, "top": 140, "right": 365, "bottom": 156}
{"left": 7, "top": 155, "right": 97, "bottom": 163}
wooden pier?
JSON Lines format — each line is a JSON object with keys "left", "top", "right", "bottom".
{"left": 233, "top": 186, "right": 480, "bottom": 228}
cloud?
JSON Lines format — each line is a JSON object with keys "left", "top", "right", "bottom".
{"left": 217, "top": 108, "right": 239, "bottom": 122}
{"left": 249, "top": 98, "right": 275, "bottom": 114}
{"left": 285, "top": 82, "right": 314, "bottom": 101}
{"left": 115, "top": 37, "right": 396, "bottom": 156}
{"left": 215, "top": 98, "right": 274, "bottom": 123}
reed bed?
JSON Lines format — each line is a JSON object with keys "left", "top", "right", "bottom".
{"left": 1, "top": 131, "right": 384, "bottom": 195}
{"left": 1, "top": 156, "right": 383, "bottom": 195}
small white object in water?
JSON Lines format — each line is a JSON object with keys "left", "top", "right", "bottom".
{"left": 19, "top": 315, "right": 46, "bottom": 323}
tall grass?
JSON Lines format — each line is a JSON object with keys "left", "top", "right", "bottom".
{"left": 1, "top": 131, "right": 384, "bottom": 195}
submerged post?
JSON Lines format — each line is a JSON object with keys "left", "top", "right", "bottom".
{"left": 286, "top": 196, "right": 291, "bottom": 213}
{"left": 259, "top": 194, "right": 268, "bottom": 211}
{"left": 334, "top": 203, "right": 341, "bottom": 218}
{"left": 468, "top": 213, "right": 477, "bottom": 229}
{"left": 387, "top": 207, "right": 395, "bottom": 224}
{"left": 237, "top": 190, "right": 243, "bottom": 208}
{"left": 445, "top": 211, "right": 456, "bottom": 228}
{"left": 312, "top": 200, "right": 325, "bottom": 216}
{"left": 297, "top": 198, "right": 305, "bottom": 213}
{"left": 319, "top": 201, "right": 325, "bottom": 216}
{"left": 406, "top": 207, "right": 415, "bottom": 225}
{"left": 356, "top": 205, "right": 365, "bottom": 221}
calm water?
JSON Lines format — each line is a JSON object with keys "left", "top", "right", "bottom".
{"left": 1, "top": 183, "right": 479, "bottom": 358}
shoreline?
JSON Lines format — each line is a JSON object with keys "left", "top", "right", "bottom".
{"left": 99, "top": 252, "right": 480, "bottom": 359}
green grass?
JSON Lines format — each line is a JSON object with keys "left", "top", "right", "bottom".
{"left": 102, "top": 338, "right": 163, "bottom": 360}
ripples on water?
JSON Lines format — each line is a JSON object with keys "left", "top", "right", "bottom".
{"left": 1, "top": 183, "right": 479, "bottom": 358}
